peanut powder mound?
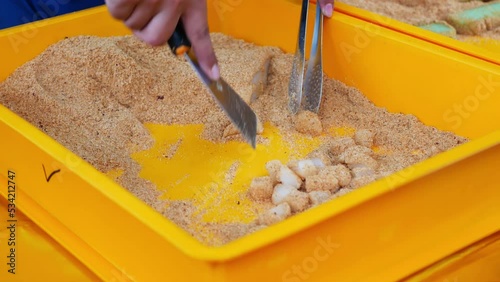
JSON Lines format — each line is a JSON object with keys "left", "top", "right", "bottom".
{"left": 0, "top": 33, "right": 467, "bottom": 246}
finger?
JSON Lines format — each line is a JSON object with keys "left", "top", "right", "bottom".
{"left": 182, "top": 1, "right": 219, "bottom": 80}
{"left": 134, "top": 9, "right": 180, "bottom": 46}
{"left": 124, "top": 0, "right": 158, "bottom": 31}
{"left": 317, "top": 0, "right": 334, "bottom": 17}
{"left": 105, "top": 0, "right": 138, "bottom": 20}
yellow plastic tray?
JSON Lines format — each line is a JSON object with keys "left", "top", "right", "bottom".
{"left": 1, "top": 2, "right": 499, "bottom": 281}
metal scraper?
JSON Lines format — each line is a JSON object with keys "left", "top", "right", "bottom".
{"left": 167, "top": 22, "right": 257, "bottom": 149}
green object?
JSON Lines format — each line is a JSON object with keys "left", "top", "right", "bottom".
{"left": 458, "top": 3, "right": 500, "bottom": 22}
{"left": 447, "top": 3, "right": 500, "bottom": 35}
{"left": 419, "top": 22, "right": 457, "bottom": 38}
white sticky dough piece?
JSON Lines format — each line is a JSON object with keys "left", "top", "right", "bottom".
{"left": 258, "top": 202, "right": 292, "bottom": 225}
{"left": 272, "top": 184, "right": 296, "bottom": 205}
{"left": 310, "top": 158, "right": 325, "bottom": 168}
{"left": 272, "top": 184, "right": 310, "bottom": 212}
{"left": 309, "top": 191, "right": 331, "bottom": 206}
{"left": 288, "top": 159, "right": 319, "bottom": 179}
{"left": 277, "top": 165, "right": 302, "bottom": 189}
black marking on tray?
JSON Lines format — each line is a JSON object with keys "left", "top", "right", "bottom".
{"left": 43, "top": 164, "right": 61, "bottom": 183}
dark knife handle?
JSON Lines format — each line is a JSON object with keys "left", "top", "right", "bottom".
{"left": 167, "top": 21, "right": 192, "bottom": 56}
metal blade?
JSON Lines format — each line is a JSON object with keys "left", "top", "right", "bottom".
{"left": 184, "top": 51, "right": 257, "bottom": 148}
{"left": 288, "top": 0, "right": 309, "bottom": 114}
{"left": 303, "top": 3, "right": 324, "bottom": 113}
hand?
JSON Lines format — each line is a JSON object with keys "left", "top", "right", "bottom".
{"left": 105, "top": 0, "right": 220, "bottom": 80}
{"left": 317, "top": 0, "right": 334, "bottom": 17}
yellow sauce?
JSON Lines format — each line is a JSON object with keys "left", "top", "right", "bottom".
{"left": 131, "top": 122, "right": 354, "bottom": 223}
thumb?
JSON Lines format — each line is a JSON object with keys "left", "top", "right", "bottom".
{"left": 316, "top": 0, "right": 334, "bottom": 18}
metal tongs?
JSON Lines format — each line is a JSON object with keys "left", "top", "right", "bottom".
{"left": 288, "top": 0, "right": 324, "bottom": 114}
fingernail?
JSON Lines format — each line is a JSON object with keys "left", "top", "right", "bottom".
{"left": 210, "top": 64, "right": 220, "bottom": 81}
{"left": 322, "top": 3, "right": 333, "bottom": 18}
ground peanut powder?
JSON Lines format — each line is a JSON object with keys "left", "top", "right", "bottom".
{"left": 0, "top": 33, "right": 467, "bottom": 246}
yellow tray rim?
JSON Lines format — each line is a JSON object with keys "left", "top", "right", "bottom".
{"left": 0, "top": 5, "right": 499, "bottom": 262}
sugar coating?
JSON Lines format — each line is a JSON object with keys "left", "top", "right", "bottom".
{"left": 277, "top": 165, "right": 303, "bottom": 188}
{"left": 286, "top": 190, "right": 310, "bottom": 212}
{"left": 341, "top": 145, "right": 374, "bottom": 157}
{"left": 346, "top": 153, "right": 378, "bottom": 170}
{"left": 328, "top": 137, "right": 356, "bottom": 155}
{"left": 330, "top": 188, "right": 355, "bottom": 200}
{"left": 338, "top": 145, "right": 378, "bottom": 170}
{"left": 354, "top": 129, "right": 375, "bottom": 148}
{"left": 304, "top": 167, "right": 340, "bottom": 192}
{"left": 309, "top": 191, "right": 332, "bottom": 206}
{"left": 272, "top": 184, "right": 310, "bottom": 212}
{"left": 350, "top": 176, "right": 376, "bottom": 188}
{"left": 287, "top": 160, "right": 299, "bottom": 174}
{"left": 256, "top": 116, "right": 264, "bottom": 134}
{"left": 294, "top": 110, "right": 323, "bottom": 136}
{"left": 223, "top": 116, "right": 264, "bottom": 138}
{"left": 248, "top": 176, "right": 274, "bottom": 201}
{"left": 328, "top": 164, "right": 352, "bottom": 187}
{"left": 397, "top": 0, "right": 425, "bottom": 7}
{"left": 265, "top": 160, "right": 282, "bottom": 185}
{"left": 349, "top": 165, "right": 376, "bottom": 188}
{"left": 288, "top": 159, "right": 319, "bottom": 179}
{"left": 424, "top": 145, "right": 441, "bottom": 157}
{"left": 258, "top": 202, "right": 292, "bottom": 225}
{"left": 351, "top": 164, "right": 375, "bottom": 177}
{"left": 222, "top": 124, "right": 237, "bottom": 138}
{"left": 306, "top": 149, "right": 333, "bottom": 166}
